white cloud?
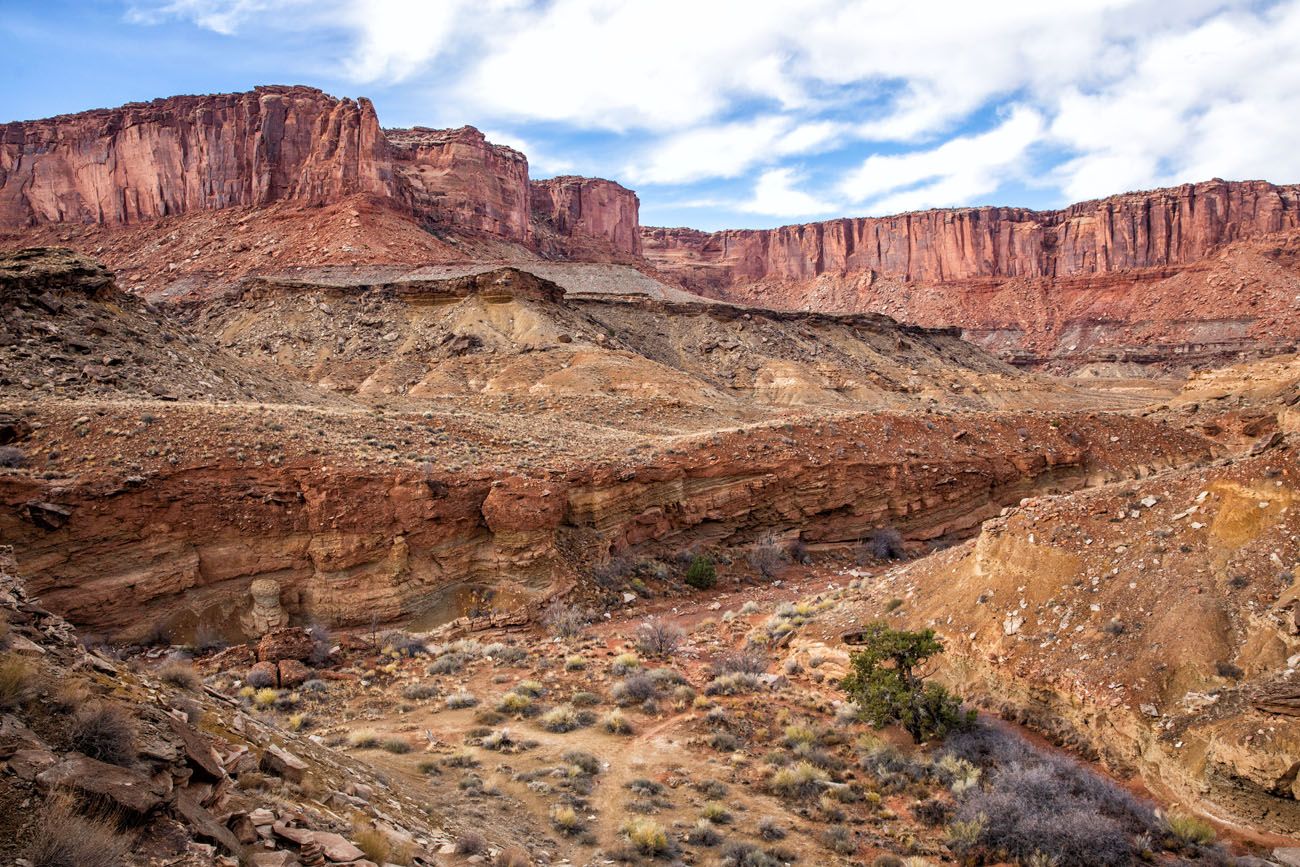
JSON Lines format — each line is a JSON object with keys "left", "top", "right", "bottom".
{"left": 740, "top": 168, "right": 837, "bottom": 217}
{"left": 626, "top": 115, "right": 844, "bottom": 186}
{"left": 840, "top": 107, "right": 1044, "bottom": 211}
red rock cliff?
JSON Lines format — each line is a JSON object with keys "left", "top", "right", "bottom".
{"left": 386, "top": 125, "right": 533, "bottom": 246}
{"left": 643, "top": 180, "right": 1300, "bottom": 287}
{"left": 0, "top": 86, "right": 398, "bottom": 226}
{"left": 531, "top": 176, "right": 641, "bottom": 259}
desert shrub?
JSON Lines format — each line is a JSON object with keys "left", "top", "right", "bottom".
{"left": 622, "top": 817, "right": 671, "bottom": 856}
{"left": 686, "top": 819, "right": 722, "bottom": 846}
{"left": 382, "top": 630, "right": 430, "bottom": 657}
{"left": 912, "top": 797, "right": 953, "bottom": 826}
{"left": 446, "top": 691, "right": 478, "bottom": 709}
{"left": 571, "top": 690, "right": 601, "bottom": 707}
{"left": 564, "top": 749, "right": 602, "bottom": 775}
{"left": 514, "top": 679, "right": 546, "bottom": 697}
{"left": 455, "top": 832, "right": 487, "bottom": 855}
{"left": 496, "top": 691, "right": 533, "bottom": 715}
{"left": 245, "top": 665, "right": 277, "bottom": 688}
{"left": 381, "top": 737, "right": 412, "bottom": 754}
{"left": 757, "top": 817, "right": 786, "bottom": 840}
{"left": 1214, "top": 660, "right": 1243, "bottom": 680}
{"left": 252, "top": 688, "right": 278, "bottom": 708}
{"left": 158, "top": 660, "right": 200, "bottom": 690}
{"left": 872, "top": 856, "right": 905, "bottom": 867}
{"left": 720, "top": 841, "right": 782, "bottom": 867}
{"left": 485, "top": 643, "right": 528, "bottom": 665}
{"left": 947, "top": 736, "right": 1158, "bottom": 867}
{"left": 867, "top": 527, "right": 905, "bottom": 559}
{"left": 635, "top": 617, "right": 685, "bottom": 658}
{"left": 603, "top": 710, "right": 633, "bottom": 734}
{"left": 684, "top": 555, "right": 717, "bottom": 589}
{"left": 540, "top": 703, "right": 583, "bottom": 733}
{"left": 711, "top": 645, "right": 769, "bottom": 676}
{"left": 841, "top": 622, "right": 973, "bottom": 743}
{"left": 768, "top": 760, "right": 828, "bottom": 800}
{"left": 551, "top": 804, "right": 584, "bottom": 834}
{"left": 354, "top": 826, "right": 391, "bottom": 864}
{"left": 428, "top": 652, "right": 471, "bottom": 675}
{"left": 495, "top": 846, "right": 531, "bottom": 867}
{"left": 0, "top": 446, "right": 25, "bottom": 468}
{"left": 821, "top": 824, "right": 855, "bottom": 855}
{"left": 0, "top": 653, "right": 34, "bottom": 709}
{"left": 191, "top": 622, "right": 228, "bottom": 654}
{"left": 564, "top": 654, "right": 586, "bottom": 671}
{"left": 709, "top": 731, "right": 741, "bottom": 752}
{"left": 23, "top": 798, "right": 131, "bottom": 867}
{"left": 701, "top": 801, "right": 732, "bottom": 824}
{"left": 610, "top": 652, "right": 640, "bottom": 675}
{"left": 1163, "top": 813, "right": 1215, "bottom": 848}
{"left": 542, "top": 601, "right": 589, "bottom": 639}
{"left": 706, "top": 672, "right": 762, "bottom": 695}
{"left": 443, "top": 750, "right": 479, "bottom": 768}
{"left": 747, "top": 539, "right": 786, "bottom": 579}
{"left": 612, "top": 673, "right": 658, "bottom": 706}
{"left": 307, "top": 622, "right": 333, "bottom": 666}
{"left": 69, "top": 703, "right": 137, "bottom": 767}
{"left": 348, "top": 729, "right": 381, "bottom": 749}
{"left": 402, "top": 683, "right": 439, "bottom": 700}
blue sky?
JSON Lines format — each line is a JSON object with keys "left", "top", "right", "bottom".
{"left": 4, "top": 0, "right": 1299, "bottom": 231}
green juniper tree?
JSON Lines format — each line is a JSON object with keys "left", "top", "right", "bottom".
{"left": 840, "top": 622, "right": 974, "bottom": 743}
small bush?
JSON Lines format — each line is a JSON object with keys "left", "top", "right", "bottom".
{"left": 706, "top": 672, "right": 762, "bottom": 695}
{"left": 747, "top": 540, "right": 786, "bottom": 579}
{"left": 610, "top": 652, "right": 640, "bottom": 675}
{"left": 686, "top": 819, "right": 722, "bottom": 846}
{"left": 382, "top": 630, "right": 430, "bottom": 657}
{"left": 768, "top": 760, "right": 828, "bottom": 801}
{"left": 495, "top": 846, "right": 532, "bottom": 867}
{"left": 0, "top": 653, "right": 34, "bottom": 709}
{"left": 821, "top": 824, "right": 855, "bottom": 855}
{"left": 622, "top": 817, "right": 671, "bottom": 856}
{"left": 712, "top": 645, "right": 768, "bottom": 676}
{"left": 348, "top": 729, "right": 381, "bottom": 749}
{"left": 0, "top": 446, "right": 25, "bottom": 468}
{"left": 564, "top": 654, "right": 586, "bottom": 670}
{"left": 1163, "top": 813, "right": 1215, "bottom": 847}
{"left": 354, "top": 826, "right": 391, "bottom": 864}
{"left": 381, "top": 737, "right": 413, "bottom": 754}
{"left": 543, "top": 601, "right": 589, "bottom": 639}
{"left": 701, "top": 801, "right": 732, "bottom": 824}
{"left": 514, "top": 679, "right": 546, "bottom": 697}
{"left": 635, "top": 617, "right": 685, "bottom": 658}
{"left": 69, "top": 703, "right": 137, "bottom": 767}
{"left": 428, "top": 652, "right": 471, "bottom": 675}
{"left": 551, "top": 804, "right": 584, "bottom": 834}
{"left": 158, "top": 660, "right": 200, "bottom": 690}
{"left": 246, "top": 665, "right": 277, "bottom": 688}
{"left": 252, "top": 688, "right": 278, "bottom": 708}
{"left": 684, "top": 555, "right": 717, "bottom": 589}
{"left": 540, "top": 703, "right": 582, "bottom": 733}
{"left": 612, "top": 673, "right": 658, "bottom": 706}
{"left": 867, "top": 527, "right": 904, "bottom": 560}
{"left": 603, "top": 709, "right": 633, "bottom": 734}
{"left": 23, "top": 798, "right": 131, "bottom": 867}
{"left": 564, "top": 749, "right": 602, "bottom": 775}
{"left": 720, "top": 841, "right": 781, "bottom": 867}
{"left": 402, "top": 683, "right": 439, "bottom": 700}
{"left": 496, "top": 691, "right": 533, "bottom": 715}
{"left": 455, "top": 832, "right": 487, "bottom": 855}
{"left": 1214, "top": 660, "right": 1243, "bottom": 680}
{"left": 709, "top": 731, "right": 741, "bottom": 752}
{"left": 757, "top": 817, "right": 786, "bottom": 840}
{"left": 446, "top": 691, "right": 478, "bottom": 709}
{"left": 571, "top": 690, "right": 601, "bottom": 707}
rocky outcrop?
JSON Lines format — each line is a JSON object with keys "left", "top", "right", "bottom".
{"left": 0, "top": 86, "right": 396, "bottom": 226}
{"left": 386, "top": 125, "right": 533, "bottom": 244}
{"left": 644, "top": 181, "right": 1300, "bottom": 369}
{"left": 531, "top": 176, "right": 641, "bottom": 259}
{"left": 644, "top": 180, "right": 1300, "bottom": 287}
{"left": 0, "top": 87, "right": 642, "bottom": 261}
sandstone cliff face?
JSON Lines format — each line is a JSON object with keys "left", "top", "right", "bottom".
{"left": 644, "top": 180, "right": 1300, "bottom": 286}
{"left": 386, "top": 125, "right": 533, "bottom": 245}
{"left": 531, "top": 176, "right": 641, "bottom": 259}
{"left": 0, "top": 86, "right": 396, "bottom": 226}
{"left": 0, "top": 88, "right": 643, "bottom": 261}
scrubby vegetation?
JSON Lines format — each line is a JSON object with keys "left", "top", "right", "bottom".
{"left": 684, "top": 554, "right": 717, "bottom": 589}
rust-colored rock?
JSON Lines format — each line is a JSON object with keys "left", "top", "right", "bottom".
{"left": 277, "top": 658, "right": 311, "bottom": 688}
{"left": 256, "top": 627, "right": 314, "bottom": 663}
{"left": 532, "top": 176, "right": 641, "bottom": 259}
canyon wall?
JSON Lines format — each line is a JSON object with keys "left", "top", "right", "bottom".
{"left": 0, "top": 86, "right": 397, "bottom": 226}
{"left": 0, "top": 86, "right": 641, "bottom": 259}
{"left": 531, "top": 176, "right": 641, "bottom": 260}
{"left": 643, "top": 180, "right": 1300, "bottom": 286}
{"left": 387, "top": 125, "right": 533, "bottom": 245}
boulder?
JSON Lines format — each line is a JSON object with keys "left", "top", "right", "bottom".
{"left": 260, "top": 744, "right": 308, "bottom": 783}
{"left": 257, "top": 627, "right": 315, "bottom": 663}
{"left": 37, "top": 753, "right": 170, "bottom": 814}
{"left": 278, "top": 658, "right": 312, "bottom": 688}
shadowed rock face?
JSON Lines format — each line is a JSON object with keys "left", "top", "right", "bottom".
{"left": 0, "top": 87, "right": 642, "bottom": 259}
